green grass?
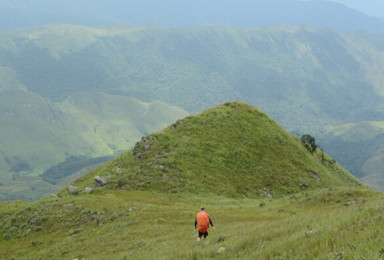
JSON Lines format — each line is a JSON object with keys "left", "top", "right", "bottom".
{"left": 68, "top": 102, "right": 362, "bottom": 199}
{"left": 0, "top": 102, "right": 380, "bottom": 259}
{"left": 1, "top": 188, "right": 383, "bottom": 259}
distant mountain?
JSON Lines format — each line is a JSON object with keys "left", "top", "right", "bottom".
{"left": 0, "top": 89, "right": 188, "bottom": 200}
{"left": 1, "top": 24, "right": 384, "bottom": 200}
{"left": 322, "top": 121, "right": 384, "bottom": 190}
{"left": 2, "top": 25, "right": 383, "bottom": 123}
{"left": 0, "top": 0, "right": 384, "bottom": 32}
{"left": 330, "top": 0, "right": 384, "bottom": 17}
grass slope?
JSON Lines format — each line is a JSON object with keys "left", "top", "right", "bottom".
{"left": 69, "top": 101, "right": 362, "bottom": 199}
{"left": 0, "top": 102, "right": 380, "bottom": 259}
{"left": 0, "top": 182, "right": 382, "bottom": 259}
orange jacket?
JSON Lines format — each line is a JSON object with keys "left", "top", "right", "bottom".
{"left": 196, "top": 212, "right": 210, "bottom": 233}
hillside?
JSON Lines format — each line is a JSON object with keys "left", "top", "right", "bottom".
{"left": 65, "top": 102, "right": 363, "bottom": 198}
{"left": 2, "top": 102, "right": 384, "bottom": 259}
{"left": 2, "top": 24, "right": 383, "bottom": 130}
{"left": 323, "top": 121, "right": 384, "bottom": 190}
{"left": 2, "top": 24, "right": 384, "bottom": 200}
{"left": 0, "top": 89, "right": 188, "bottom": 201}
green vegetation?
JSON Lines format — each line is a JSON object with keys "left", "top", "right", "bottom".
{"left": 301, "top": 134, "right": 318, "bottom": 154}
{"left": 68, "top": 102, "right": 362, "bottom": 199}
{"left": 2, "top": 24, "right": 384, "bottom": 199}
{"left": 323, "top": 121, "right": 384, "bottom": 181}
{"left": 2, "top": 188, "right": 384, "bottom": 259}
{"left": 0, "top": 101, "right": 380, "bottom": 259}
{"left": 0, "top": 90, "right": 188, "bottom": 201}
{"left": 41, "top": 156, "right": 112, "bottom": 185}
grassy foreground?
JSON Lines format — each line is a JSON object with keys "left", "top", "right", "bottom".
{"left": 1, "top": 187, "right": 384, "bottom": 259}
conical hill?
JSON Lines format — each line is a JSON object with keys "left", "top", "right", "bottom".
{"left": 67, "top": 101, "right": 363, "bottom": 198}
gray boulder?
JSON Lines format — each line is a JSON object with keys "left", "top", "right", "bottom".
{"left": 217, "top": 247, "right": 226, "bottom": 254}
{"left": 94, "top": 176, "right": 109, "bottom": 187}
{"left": 68, "top": 185, "right": 79, "bottom": 195}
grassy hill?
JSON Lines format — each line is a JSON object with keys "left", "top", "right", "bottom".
{"left": 67, "top": 101, "right": 362, "bottom": 198}
{"left": 2, "top": 102, "right": 384, "bottom": 259}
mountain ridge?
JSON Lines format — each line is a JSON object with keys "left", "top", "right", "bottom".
{"left": 1, "top": 0, "right": 383, "bottom": 33}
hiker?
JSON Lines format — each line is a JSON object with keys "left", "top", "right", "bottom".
{"left": 194, "top": 206, "right": 215, "bottom": 242}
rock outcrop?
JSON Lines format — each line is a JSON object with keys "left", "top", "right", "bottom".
{"left": 68, "top": 185, "right": 79, "bottom": 195}
{"left": 94, "top": 176, "right": 110, "bottom": 187}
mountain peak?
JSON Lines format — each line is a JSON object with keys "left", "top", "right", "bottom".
{"left": 66, "top": 101, "right": 363, "bottom": 198}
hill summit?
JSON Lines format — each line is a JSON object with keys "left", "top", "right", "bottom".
{"left": 67, "top": 101, "right": 363, "bottom": 198}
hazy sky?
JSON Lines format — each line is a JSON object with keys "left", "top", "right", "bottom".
{"left": 328, "top": 0, "right": 384, "bottom": 17}
{"left": 0, "top": 0, "right": 383, "bottom": 31}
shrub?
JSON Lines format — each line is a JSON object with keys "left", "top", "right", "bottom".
{"left": 301, "top": 134, "right": 317, "bottom": 153}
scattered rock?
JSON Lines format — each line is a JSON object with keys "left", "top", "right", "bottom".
{"left": 171, "top": 119, "right": 183, "bottom": 130}
{"left": 121, "top": 184, "right": 130, "bottom": 190}
{"left": 132, "top": 135, "right": 158, "bottom": 163}
{"left": 262, "top": 187, "right": 273, "bottom": 199}
{"left": 115, "top": 168, "right": 123, "bottom": 175}
{"left": 134, "top": 154, "right": 142, "bottom": 162}
{"left": 162, "top": 173, "right": 169, "bottom": 180}
{"left": 51, "top": 194, "right": 59, "bottom": 199}
{"left": 342, "top": 201, "right": 356, "bottom": 206}
{"left": 68, "top": 185, "right": 79, "bottom": 195}
{"left": 94, "top": 176, "right": 109, "bottom": 187}
{"left": 217, "top": 247, "right": 226, "bottom": 254}
{"left": 133, "top": 141, "right": 141, "bottom": 156}
{"left": 308, "top": 170, "right": 321, "bottom": 181}
{"left": 144, "top": 144, "right": 151, "bottom": 151}
{"left": 85, "top": 187, "right": 93, "bottom": 193}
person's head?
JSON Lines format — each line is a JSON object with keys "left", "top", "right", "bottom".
{"left": 200, "top": 206, "right": 205, "bottom": 211}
